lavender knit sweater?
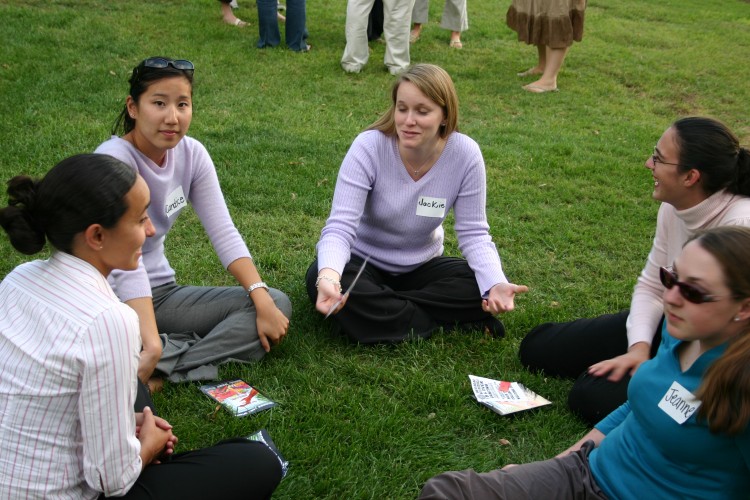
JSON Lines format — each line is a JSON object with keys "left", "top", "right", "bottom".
{"left": 95, "top": 136, "right": 251, "bottom": 302}
{"left": 317, "top": 130, "right": 508, "bottom": 295}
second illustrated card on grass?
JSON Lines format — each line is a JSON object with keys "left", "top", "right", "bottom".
{"left": 469, "top": 375, "right": 551, "bottom": 416}
{"left": 200, "top": 379, "right": 276, "bottom": 417}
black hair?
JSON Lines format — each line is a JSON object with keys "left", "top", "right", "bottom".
{"left": 672, "top": 116, "right": 750, "bottom": 197}
{"left": 111, "top": 56, "right": 195, "bottom": 136}
{"left": 0, "top": 154, "right": 137, "bottom": 255}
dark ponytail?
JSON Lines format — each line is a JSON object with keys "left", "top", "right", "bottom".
{"left": 672, "top": 117, "right": 748, "bottom": 197}
{"left": 0, "top": 176, "right": 46, "bottom": 254}
{"left": 0, "top": 154, "right": 137, "bottom": 255}
{"left": 735, "top": 147, "right": 750, "bottom": 196}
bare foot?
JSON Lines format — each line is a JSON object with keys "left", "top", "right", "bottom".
{"left": 517, "top": 67, "right": 544, "bottom": 77}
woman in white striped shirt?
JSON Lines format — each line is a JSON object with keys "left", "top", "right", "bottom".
{"left": 0, "top": 154, "right": 282, "bottom": 498}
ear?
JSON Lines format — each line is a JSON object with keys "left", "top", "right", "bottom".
{"left": 126, "top": 95, "right": 137, "bottom": 119}
{"left": 83, "top": 224, "right": 106, "bottom": 251}
{"left": 735, "top": 299, "right": 750, "bottom": 322}
{"left": 683, "top": 168, "right": 701, "bottom": 187}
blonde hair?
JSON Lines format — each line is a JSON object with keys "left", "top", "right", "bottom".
{"left": 367, "top": 64, "right": 459, "bottom": 138}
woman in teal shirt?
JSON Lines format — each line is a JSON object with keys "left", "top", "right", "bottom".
{"left": 420, "top": 226, "right": 750, "bottom": 499}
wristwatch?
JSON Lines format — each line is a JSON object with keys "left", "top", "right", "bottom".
{"left": 247, "top": 281, "right": 269, "bottom": 294}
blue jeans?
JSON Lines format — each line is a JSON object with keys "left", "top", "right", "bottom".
{"left": 257, "top": 0, "right": 308, "bottom": 51}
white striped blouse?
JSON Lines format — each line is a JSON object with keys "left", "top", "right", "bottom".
{"left": 0, "top": 251, "right": 142, "bottom": 499}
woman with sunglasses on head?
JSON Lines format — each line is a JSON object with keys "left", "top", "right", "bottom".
{"left": 519, "top": 116, "right": 750, "bottom": 426}
{"left": 306, "top": 64, "right": 528, "bottom": 344}
{"left": 95, "top": 57, "right": 292, "bottom": 387}
{"left": 0, "top": 154, "right": 282, "bottom": 499}
{"left": 421, "top": 225, "right": 750, "bottom": 499}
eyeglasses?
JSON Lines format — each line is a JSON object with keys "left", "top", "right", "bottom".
{"left": 141, "top": 57, "right": 194, "bottom": 72}
{"left": 651, "top": 147, "right": 680, "bottom": 168}
{"left": 659, "top": 266, "right": 726, "bottom": 304}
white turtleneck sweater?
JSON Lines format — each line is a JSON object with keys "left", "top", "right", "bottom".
{"left": 627, "top": 189, "right": 750, "bottom": 346}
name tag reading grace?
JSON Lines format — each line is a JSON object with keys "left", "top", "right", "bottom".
{"left": 165, "top": 186, "right": 187, "bottom": 218}
{"left": 658, "top": 381, "right": 701, "bottom": 424}
{"left": 416, "top": 196, "right": 447, "bottom": 218}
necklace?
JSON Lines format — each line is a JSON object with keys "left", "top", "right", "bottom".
{"left": 402, "top": 150, "right": 437, "bottom": 178}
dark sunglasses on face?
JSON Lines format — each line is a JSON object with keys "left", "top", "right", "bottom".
{"left": 659, "top": 266, "right": 726, "bottom": 304}
{"left": 142, "top": 57, "right": 195, "bottom": 72}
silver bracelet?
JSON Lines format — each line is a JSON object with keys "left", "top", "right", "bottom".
{"left": 247, "top": 281, "right": 269, "bottom": 294}
{"left": 315, "top": 275, "right": 341, "bottom": 292}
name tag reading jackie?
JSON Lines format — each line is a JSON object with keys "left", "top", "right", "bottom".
{"left": 658, "top": 381, "right": 701, "bottom": 424}
{"left": 416, "top": 196, "right": 447, "bottom": 218}
{"left": 165, "top": 186, "right": 187, "bottom": 218}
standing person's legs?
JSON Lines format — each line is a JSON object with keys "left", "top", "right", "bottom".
{"left": 119, "top": 440, "right": 282, "bottom": 499}
{"left": 524, "top": 45, "right": 569, "bottom": 91}
{"left": 342, "top": 0, "right": 376, "bottom": 72}
{"left": 410, "top": 0, "right": 428, "bottom": 41}
{"left": 382, "top": 0, "right": 414, "bottom": 75}
{"left": 219, "top": 0, "right": 247, "bottom": 26}
{"left": 368, "top": 0, "right": 385, "bottom": 41}
{"left": 519, "top": 310, "right": 630, "bottom": 379}
{"left": 257, "top": 0, "right": 282, "bottom": 48}
{"left": 152, "top": 283, "right": 292, "bottom": 378}
{"left": 284, "top": 0, "right": 308, "bottom": 50}
{"left": 419, "top": 441, "right": 607, "bottom": 500}
{"left": 440, "top": 0, "right": 467, "bottom": 46}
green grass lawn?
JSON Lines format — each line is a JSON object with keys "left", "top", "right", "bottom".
{"left": 1, "top": 0, "right": 750, "bottom": 497}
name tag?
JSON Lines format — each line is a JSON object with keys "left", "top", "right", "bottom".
{"left": 416, "top": 196, "right": 446, "bottom": 218}
{"left": 658, "top": 381, "right": 701, "bottom": 424}
{"left": 164, "top": 186, "right": 187, "bottom": 218}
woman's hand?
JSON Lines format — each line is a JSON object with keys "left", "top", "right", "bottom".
{"left": 588, "top": 342, "right": 650, "bottom": 382}
{"left": 254, "top": 299, "right": 290, "bottom": 352}
{"left": 314, "top": 270, "right": 345, "bottom": 316}
{"left": 482, "top": 282, "right": 529, "bottom": 315}
{"left": 136, "top": 407, "right": 175, "bottom": 468}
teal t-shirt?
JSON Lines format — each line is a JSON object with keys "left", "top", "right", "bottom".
{"left": 589, "top": 324, "right": 750, "bottom": 499}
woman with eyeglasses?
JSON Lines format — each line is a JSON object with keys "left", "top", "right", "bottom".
{"left": 519, "top": 116, "right": 750, "bottom": 426}
{"left": 421, "top": 225, "right": 750, "bottom": 499}
{"left": 0, "top": 154, "right": 282, "bottom": 499}
{"left": 95, "top": 57, "right": 292, "bottom": 388}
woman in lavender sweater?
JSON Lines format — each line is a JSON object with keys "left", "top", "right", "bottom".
{"left": 306, "top": 64, "right": 527, "bottom": 343}
{"left": 96, "top": 57, "right": 291, "bottom": 386}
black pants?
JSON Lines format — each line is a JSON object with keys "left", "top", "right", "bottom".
{"left": 306, "top": 255, "right": 497, "bottom": 343}
{"left": 519, "top": 310, "right": 662, "bottom": 426}
{"left": 103, "top": 439, "right": 282, "bottom": 499}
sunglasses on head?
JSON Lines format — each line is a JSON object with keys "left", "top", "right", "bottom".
{"left": 142, "top": 57, "right": 194, "bottom": 72}
{"left": 659, "top": 266, "right": 726, "bottom": 304}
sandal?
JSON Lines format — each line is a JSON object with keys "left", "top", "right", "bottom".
{"left": 449, "top": 39, "right": 463, "bottom": 49}
{"left": 225, "top": 17, "right": 248, "bottom": 27}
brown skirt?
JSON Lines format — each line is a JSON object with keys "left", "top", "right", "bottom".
{"left": 507, "top": 0, "right": 586, "bottom": 48}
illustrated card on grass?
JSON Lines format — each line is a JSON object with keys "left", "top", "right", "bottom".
{"left": 469, "top": 375, "right": 551, "bottom": 416}
{"left": 200, "top": 379, "right": 276, "bottom": 417}
{"left": 247, "top": 428, "right": 289, "bottom": 479}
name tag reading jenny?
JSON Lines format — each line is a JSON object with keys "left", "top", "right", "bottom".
{"left": 658, "top": 381, "right": 701, "bottom": 424}
{"left": 416, "top": 196, "right": 447, "bottom": 218}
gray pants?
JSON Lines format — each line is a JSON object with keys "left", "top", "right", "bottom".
{"left": 419, "top": 441, "right": 608, "bottom": 500}
{"left": 152, "top": 282, "right": 292, "bottom": 382}
{"left": 411, "top": 0, "right": 468, "bottom": 32}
